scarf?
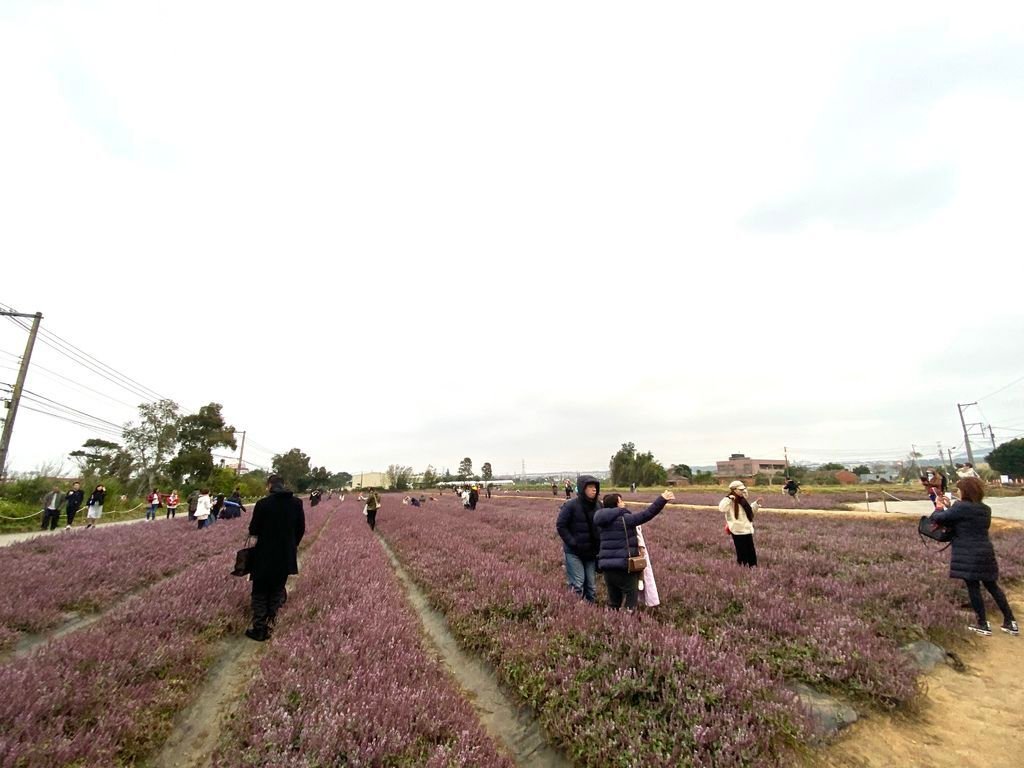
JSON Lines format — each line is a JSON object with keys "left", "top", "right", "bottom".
{"left": 731, "top": 494, "right": 754, "bottom": 522}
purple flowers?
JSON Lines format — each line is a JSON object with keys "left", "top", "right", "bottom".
{"left": 215, "top": 500, "right": 514, "bottom": 767}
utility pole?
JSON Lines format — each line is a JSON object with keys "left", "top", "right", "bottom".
{"left": 989, "top": 426, "right": 997, "bottom": 450}
{"left": 235, "top": 430, "right": 246, "bottom": 475}
{"left": 0, "top": 311, "right": 42, "bottom": 482}
{"left": 784, "top": 446, "right": 789, "bottom": 475}
{"left": 947, "top": 448, "right": 955, "bottom": 472}
{"left": 957, "top": 403, "right": 976, "bottom": 466}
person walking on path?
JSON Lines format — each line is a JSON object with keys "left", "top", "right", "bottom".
{"left": 783, "top": 477, "right": 801, "bottom": 505}
{"left": 556, "top": 475, "right": 603, "bottom": 603}
{"left": 564, "top": 480, "right": 573, "bottom": 499}
{"left": 720, "top": 480, "right": 761, "bottom": 567}
{"left": 931, "top": 477, "right": 1018, "bottom": 636}
{"left": 359, "top": 489, "right": 381, "bottom": 531}
{"left": 40, "top": 486, "right": 63, "bottom": 531}
{"left": 145, "top": 489, "right": 161, "bottom": 521}
{"left": 594, "top": 490, "right": 674, "bottom": 611}
{"left": 468, "top": 486, "right": 480, "bottom": 510}
{"left": 635, "top": 524, "right": 660, "bottom": 607}
{"left": 165, "top": 490, "right": 180, "bottom": 519}
{"left": 64, "top": 481, "right": 84, "bottom": 530}
{"left": 85, "top": 485, "right": 105, "bottom": 529}
{"left": 485, "top": 484, "right": 492, "bottom": 499}
{"left": 552, "top": 482, "right": 558, "bottom": 496}
{"left": 245, "top": 473, "right": 305, "bottom": 642}
{"left": 187, "top": 489, "right": 199, "bottom": 521}
{"left": 194, "top": 489, "right": 212, "bottom": 529}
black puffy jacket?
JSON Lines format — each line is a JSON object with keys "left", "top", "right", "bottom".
{"left": 594, "top": 496, "right": 667, "bottom": 572}
{"left": 930, "top": 501, "right": 999, "bottom": 581}
{"left": 555, "top": 475, "right": 601, "bottom": 560}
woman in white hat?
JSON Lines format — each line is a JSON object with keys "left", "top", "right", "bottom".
{"left": 720, "top": 480, "right": 762, "bottom": 566}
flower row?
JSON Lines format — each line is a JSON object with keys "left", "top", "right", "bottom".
{"left": 214, "top": 498, "right": 515, "bottom": 767}
{"left": 379, "top": 498, "right": 810, "bottom": 768}
{"left": 0, "top": 501, "right": 333, "bottom": 767}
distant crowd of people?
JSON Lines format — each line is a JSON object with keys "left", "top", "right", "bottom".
{"left": 37, "top": 482, "right": 250, "bottom": 532}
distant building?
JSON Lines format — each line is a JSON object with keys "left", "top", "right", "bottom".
{"left": 834, "top": 470, "right": 860, "bottom": 485}
{"left": 716, "top": 453, "right": 787, "bottom": 480}
{"left": 353, "top": 471, "right": 389, "bottom": 489}
{"left": 858, "top": 472, "right": 899, "bottom": 483}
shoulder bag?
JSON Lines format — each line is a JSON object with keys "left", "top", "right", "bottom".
{"left": 623, "top": 517, "right": 647, "bottom": 573}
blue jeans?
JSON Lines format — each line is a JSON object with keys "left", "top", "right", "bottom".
{"left": 146, "top": 505, "right": 158, "bottom": 520}
{"left": 564, "top": 549, "right": 597, "bottom": 602}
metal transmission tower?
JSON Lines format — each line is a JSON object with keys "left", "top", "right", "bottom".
{"left": 0, "top": 310, "right": 43, "bottom": 481}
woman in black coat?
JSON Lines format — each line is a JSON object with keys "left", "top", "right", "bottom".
{"left": 930, "top": 477, "right": 1018, "bottom": 636}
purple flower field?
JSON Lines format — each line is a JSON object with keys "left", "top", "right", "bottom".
{"left": 216, "top": 498, "right": 514, "bottom": 767}
{"left": 0, "top": 503, "right": 332, "bottom": 767}
{"left": 376, "top": 495, "right": 1024, "bottom": 766}
{"left": 1, "top": 490, "right": 1020, "bottom": 767}
{"left": 0, "top": 516, "right": 252, "bottom": 652}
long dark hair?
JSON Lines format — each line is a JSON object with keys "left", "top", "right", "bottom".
{"left": 731, "top": 494, "right": 753, "bottom": 521}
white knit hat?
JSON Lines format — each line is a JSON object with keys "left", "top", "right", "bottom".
{"left": 728, "top": 480, "right": 746, "bottom": 491}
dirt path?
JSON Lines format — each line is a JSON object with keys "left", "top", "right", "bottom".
{"left": 820, "top": 590, "right": 1024, "bottom": 768}
{"left": 146, "top": 511, "right": 334, "bottom": 768}
{"left": 148, "top": 638, "right": 258, "bottom": 768}
{"left": 376, "top": 535, "right": 570, "bottom": 768}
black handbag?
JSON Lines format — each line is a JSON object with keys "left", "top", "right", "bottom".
{"left": 918, "top": 516, "right": 954, "bottom": 544}
{"left": 232, "top": 536, "right": 255, "bottom": 577}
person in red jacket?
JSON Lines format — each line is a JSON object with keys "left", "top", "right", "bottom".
{"left": 165, "top": 490, "right": 180, "bottom": 519}
{"left": 146, "top": 489, "right": 162, "bottom": 521}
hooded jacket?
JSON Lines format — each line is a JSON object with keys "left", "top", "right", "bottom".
{"left": 249, "top": 487, "right": 306, "bottom": 584}
{"left": 556, "top": 475, "right": 601, "bottom": 560}
{"left": 594, "top": 496, "right": 668, "bottom": 571}
{"left": 930, "top": 501, "right": 999, "bottom": 581}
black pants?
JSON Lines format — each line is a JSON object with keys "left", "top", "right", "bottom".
{"left": 66, "top": 508, "right": 79, "bottom": 526}
{"left": 367, "top": 509, "right": 377, "bottom": 531}
{"left": 731, "top": 533, "right": 757, "bottom": 566}
{"left": 166, "top": 507, "right": 176, "bottom": 519}
{"left": 965, "top": 579, "right": 1016, "bottom": 625}
{"left": 251, "top": 578, "right": 288, "bottom": 633}
{"left": 41, "top": 509, "right": 60, "bottom": 530}
{"left": 604, "top": 570, "right": 640, "bottom": 610}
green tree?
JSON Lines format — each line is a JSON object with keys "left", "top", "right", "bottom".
{"left": 272, "top": 448, "right": 312, "bottom": 491}
{"left": 386, "top": 464, "right": 413, "bottom": 490}
{"left": 851, "top": 465, "right": 871, "bottom": 476}
{"left": 419, "top": 465, "right": 438, "bottom": 488}
{"left": 70, "top": 438, "right": 132, "bottom": 481}
{"left": 481, "top": 462, "right": 493, "bottom": 481}
{"left": 329, "top": 471, "right": 353, "bottom": 488}
{"left": 308, "top": 466, "right": 331, "bottom": 488}
{"left": 609, "top": 442, "right": 637, "bottom": 485}
{"left": 691, "top": 470, "right": 715, "bottom": 484}
{"left": 987, "top": 438, "right": 1024, "bottom": 478}
{"left": 122, "top": 399, "right": 180, "bottom": 491}
{"left": 609, "top": 442, "right": 667, "bottom": 486}
{"left": 169, "top": 403, "right": 237, "bottom": 484}
{"left": 819, "top": 462, "right": 847, "bottom": 471}
{"left": 458, "top": 457, "right": 473, "bottom": 479}
{"left": 669, "top": 463, "right": 692, "bottom": 479}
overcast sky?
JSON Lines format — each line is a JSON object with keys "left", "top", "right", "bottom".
{"left": 2, "top": 1, "right": 1022, "bottom": 478}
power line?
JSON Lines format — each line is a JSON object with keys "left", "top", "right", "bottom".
{"left": 19, "top": 389, "right": 124, "bottom": 431}
{"left": 977, "top": 374, "right": 1024, "bottom": 402}
{"left": 4, "top": 312, "right": 167, "bottom": 405}
{"left": 17, "top": 404, "right": 124, "bottom": 438}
